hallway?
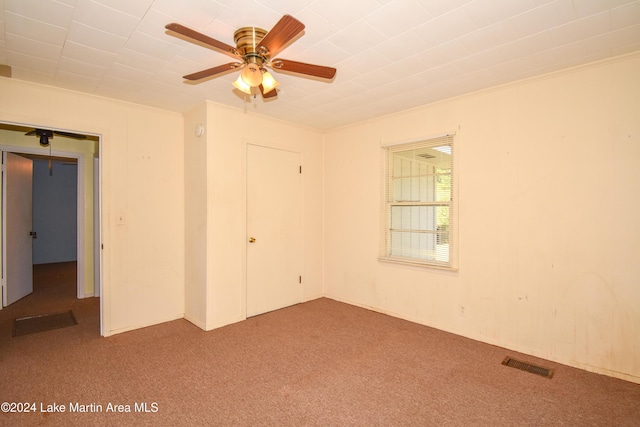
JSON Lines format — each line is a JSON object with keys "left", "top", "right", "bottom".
{"left": 0, "top": 262, "right": 99, "bottom": 339}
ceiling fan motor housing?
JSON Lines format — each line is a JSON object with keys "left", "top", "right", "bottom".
{"left": 35, "top": 129, "right": 54, "bottom": 146}
{"left": 234, "top": 27, "right": 268, "bottom": 63}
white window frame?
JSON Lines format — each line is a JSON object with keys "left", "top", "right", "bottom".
{"left": 379, "top": 134, "right": 457, "bottom": 270}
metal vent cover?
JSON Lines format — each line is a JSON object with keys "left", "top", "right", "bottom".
{"left": 502, "top": 356, "right": 554, "bottom": 379}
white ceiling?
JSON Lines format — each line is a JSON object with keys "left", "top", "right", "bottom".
{"left": 1, "top": 0, "right": 639, "bottom": 130}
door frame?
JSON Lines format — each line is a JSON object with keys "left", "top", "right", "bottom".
{"left": 0, "top": 123, "right": 102, "bottom": 332}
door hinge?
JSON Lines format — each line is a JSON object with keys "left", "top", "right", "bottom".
{"left": 299, "top": 275, "right": 302, "bottom": 284}
{"left": 299, "top": 165, "right": 302, "bottom": 174}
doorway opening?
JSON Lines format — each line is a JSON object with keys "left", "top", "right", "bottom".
{"left": 0, "top": 122, "right": 102, "bottom": 335}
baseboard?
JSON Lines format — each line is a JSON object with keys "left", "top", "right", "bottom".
{"left": 204, "top": 315, "right": 245, "bottom": 332}
{"left": 77, "top": 291, "right": 94, "bottom": 299}
{"left": 183, "top": 314, "right": 206, "bottom": 330}
{"left": 103, "top": 313, "right": 184, "bottom": 337}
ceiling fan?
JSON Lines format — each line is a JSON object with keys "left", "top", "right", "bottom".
{"left": 24, "top": 128, "right": 86, "bottom": 175}
{"left": 25, "top": 128, "right": 87, "bottom": 146}
{"left": 165, "top": 14, "right": 337, "bottom": 98}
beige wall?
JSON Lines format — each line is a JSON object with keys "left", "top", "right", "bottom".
{"left": 0, "top": 78, "right": 185, "bottom": 336}
{"left": 183, "top": 104, "right": 208, "bottom": 329}
{"left": 323, "top": 53, "right": 640, "bottom": 383}
{"left": 183, "top": 101, "right": 324, "bottom": 330}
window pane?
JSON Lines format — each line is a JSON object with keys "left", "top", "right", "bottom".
{"left": 390, "top": 206, "right": 441, "bottom": 232}
{"left": 435, "top": 168, "right": 451, "bottom": 202}
{"left": 401, "top": 206, "right": 412, "bottom": 229}
{"left": 392, "top": 156, "right": 403, "bottom": 177}
{"left": 389, "top": 231, "right": 448, "bottom": 262}
{"left": 436, "top": 205, "right": 449, "bottom": 230}
{"left": 401, "top": 157, "right": 411, "bottom": 177}
{"left": 390, "top": 206, "right": 403, "bottom": 229}
{"left": 391, "top": 150, "right": 451, "bottom": 203}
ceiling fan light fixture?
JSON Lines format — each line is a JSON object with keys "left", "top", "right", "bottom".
{"left": 261, "top": 71, "right": 279, "bottom": 94}
{"left": 240, "top": 63, "right": 263, "bottom": 87}
{"left": 232, "top": 75, "right": 253, "bottom": 94}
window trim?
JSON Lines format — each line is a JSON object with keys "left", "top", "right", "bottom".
{"left": 379, "top": 133, "right": 458, "bottom": 271}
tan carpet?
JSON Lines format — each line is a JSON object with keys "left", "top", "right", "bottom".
{"left": 1, "top": 262, "right": 639, "bottom": 426}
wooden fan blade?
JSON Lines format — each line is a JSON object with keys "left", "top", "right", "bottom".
{"left": 183, "top": 63, "right": 239, "bottom": 81}
{"left": 259, "top": 84, "right": 278, "bottom": 99}
{"left": 54, "top": 131, "right": 86, "bottom": 139}
{"left": 165, "top": 23, "right": 239, "bottom": 58}
{"left": 271, "top": 59, "right": 336, "bottom": 80}
{"left": 257, "top": 15, "right": 305, "bottom": 57}
{"left": 26, "top": 128, "right": 85, "bottom": 139}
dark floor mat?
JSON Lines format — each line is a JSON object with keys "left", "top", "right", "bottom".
{"left": 12, "top": 310, "right": 77, "bottom": 337}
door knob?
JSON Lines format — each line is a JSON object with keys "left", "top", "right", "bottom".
{"left": 249, "top": 237, "right": 256, "bottom": 243}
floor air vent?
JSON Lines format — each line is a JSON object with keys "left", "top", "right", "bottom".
{"left": 502, "top": 356, "right": 554, "bottom": 379}
{"left": 13, "top": 310, "right": 78, "bottom": 337}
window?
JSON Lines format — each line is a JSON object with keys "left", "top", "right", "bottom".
{"left": 380, "top": 134, "right": 455, "bottom": 269}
